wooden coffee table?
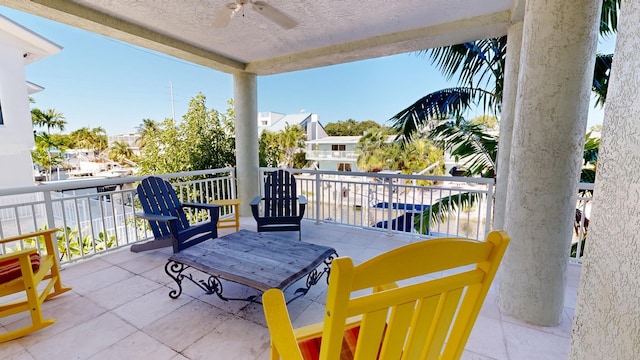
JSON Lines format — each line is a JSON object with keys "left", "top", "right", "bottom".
{"left": 165, "top": 230, "right": 338, "bottom": 303}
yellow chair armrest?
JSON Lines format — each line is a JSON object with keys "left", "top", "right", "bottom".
{"left": 0, "top": 248, "right": 38, "bottom": 263}
{"left": 294, "top": 316, "right": 362, "bottom": 341}
{"left": 0, "top": 229, "right": 59, "bottom": 245}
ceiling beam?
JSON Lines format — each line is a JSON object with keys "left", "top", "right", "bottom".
{"left": 247, "top": 10, "right": 512, "bottom": 75}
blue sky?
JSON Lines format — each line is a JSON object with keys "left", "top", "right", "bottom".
{"left": 2, "top": 6, "right": 615, "bottom": 135}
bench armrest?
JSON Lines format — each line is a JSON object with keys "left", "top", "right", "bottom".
{"left": 136, "top": 213, "right": 178, "bottom": 222}
{"left": 298, "top": 195, "right": 307, "bottom": 205}
{"left": 250, "top": 196, "right": 263, "bottom": 207}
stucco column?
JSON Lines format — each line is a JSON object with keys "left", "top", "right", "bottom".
{"left": 494, "top": 21, "right": 523, "bottom": 230}
{"left": 497, "top": 0, "right": 601, "bottom": 326}
{"left": 233, "top": 72, "right": 259, "bottom": 216}
{"left": 570, "top": 2, "right": 640, "bottom": 357}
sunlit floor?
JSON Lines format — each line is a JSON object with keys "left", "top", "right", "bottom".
{"left": 0, "top": 218, "right": 579, "bottom": 359}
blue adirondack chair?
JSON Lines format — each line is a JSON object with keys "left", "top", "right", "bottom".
{"left": 132, "top": 176, "right": 220, "bottom": 253}
{"left": 250, "top": 170, "right": 306, "bottom": 240}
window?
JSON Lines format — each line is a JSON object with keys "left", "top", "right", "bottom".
{"left": 331, "top": 144, "right": 345, "bottom": 151}
{"left": 338, "top": 163, "right": 352, "bottom": 171}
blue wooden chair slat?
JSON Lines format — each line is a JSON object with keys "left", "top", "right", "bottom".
{"left": 251, "top": 170, "right": 306, "bottom": 240}
{"left": 133, "top": 176, "right": 220, "bottom": 253}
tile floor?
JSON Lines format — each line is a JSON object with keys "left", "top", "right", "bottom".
{"left": 0, "top": 218, "right": 580, "bottom": 359}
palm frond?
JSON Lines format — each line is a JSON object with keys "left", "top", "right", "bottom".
{"left": 389, "top": 87, "right": 495, "bottom": 143}
{"left": 582, "top": 132, "right": 600, "bottom": 166}
{"left": 592, "top": 53, "right": 613, "bottom": 107}
{"left": 600, "top": 0, "right": 620, "bottom": 36}
{"left": 426, "top": 117, "right": 497, "bottom": 177}
{"left": 415, "top": 192, "right": 481, "bottom": 234}
{"left": 425, "top": 37, "right": 507, "bottom": 106}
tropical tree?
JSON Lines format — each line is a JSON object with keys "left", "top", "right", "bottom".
{"left": 355, "top": 129, "right": 444, "bottom": 175}
{"left": 391, "top": 1, "right": 619, "bottom": 234}
{"left": 31, "top": 108, "right": 67, "bottom": 178}
{"left": 68, "top": 127, "right": 107, "bottom": 156}
{"left": 108, "top": 141, "right": 133, "bottom": 164}
{"left": 414, "top": 122, "right": 598, "bottom": 235}
{"left": 390, "top": 0, "right": 619, "bottom": 141}
{"left": 31, "top": 108, "right": 66, "bottom": 134}
{"left": 279, "top": 124, "right": 306, "bottom": 168}
{"left": 138, "top": 94, "right": 235, "bottom": 175}
{"left": 32, "top": 134, "right": 65, "bottom": 175}
{"left": 356, "top": 128, "right": 389, "bottom": 172}
{"left": 325, "top": 119, "right": 393, "bottom": 136}
{"left": 429, "top": 116, "right": 498, "bottom": 178}
{"left": 136, "top": 118, "right": 160, "bottom": 150}
{"left": 258, "top": 124, "right": 307, "bottom": 168}
{"left": 259, "top": 130, "right": 281, "bottom": 168}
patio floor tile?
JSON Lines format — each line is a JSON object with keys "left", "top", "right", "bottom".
{"left": 0, "top": 219, "right": 578, "bottom": 359}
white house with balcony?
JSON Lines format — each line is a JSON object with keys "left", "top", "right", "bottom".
{"left": 0, "top": 14, "right": 61, "bottom": 189}
{"left": 306, "top": 135, "right": 397, "bottom": 172}
{"left": 305, "top": 136, "right": 361, "bottom": 171}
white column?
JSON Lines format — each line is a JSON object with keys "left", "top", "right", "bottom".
{"left": 494, "top": 21, "right": 523, "bottom": 230}
{"left": 570, "top": 2, "right": 640, "bottom": 357}
{"left": 233, "top": 72, "right": 259, "bottom": 216}
{"left": 497, "top": 0, "right": 601, "bottom": 326}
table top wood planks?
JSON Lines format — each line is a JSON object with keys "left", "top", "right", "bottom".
{"left": 165, "top": 230, "right": 337, "bottom": 302}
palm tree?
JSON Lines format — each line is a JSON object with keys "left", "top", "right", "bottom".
{"left": 391, "top": 1, "right": 618, "bottom": 233}
{"left": 136, "top": 119, "right": 160, "bottom": 150}
{"left": 390, "top": 1, "right": 619, "bottom": 140}
{"left": 279, "top": 124, "right": 306, "bottom": 168}
{"left": 413, "top": 117, "right": 498, "bottom": 233}
{"left": 31, "top": 108, "right": 66, "bottom": 134}
{"left": 31, "top": 108, "right": 66, "bottom": 179}
{"left": 109, "top": 141, "right": 133, "bottom": 164}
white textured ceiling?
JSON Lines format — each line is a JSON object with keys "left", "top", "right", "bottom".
{"left": 2, "top": 0, "right": 522, "bottom": 75}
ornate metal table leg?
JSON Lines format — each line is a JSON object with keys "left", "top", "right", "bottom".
{"left": 165, "top": 260, "right": 259, "bottom": 301}
{"left": 289, "top": 251, "right": 338, "bottom": 303}
{"left": 165, "top": 260, "right": 187, "bottom": 299}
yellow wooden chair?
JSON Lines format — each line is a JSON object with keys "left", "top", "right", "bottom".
{"left": 212, "top": 198, "right": 241, "bottom": 232}
{"left": 262, "top": 230, "right": 510, "bottom": 360}
{"left": 0, "top": 229, "right": 72, "bottom": 343}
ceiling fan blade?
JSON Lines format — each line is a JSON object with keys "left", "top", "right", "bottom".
{"left": 252, "top": 1, "right": 298, "bottom": 29}
{"left": 212, "top": 3, "right": 240, "bottom": 28}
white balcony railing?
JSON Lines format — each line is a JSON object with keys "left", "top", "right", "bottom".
{"left": 0, "top": 169, "right": 236, "bottom": 265}
{"left": 305, "top": 150, "right": 359, "bottom": 160}
{"left": 0, "top": 167, "right": 592, "bottom": 266}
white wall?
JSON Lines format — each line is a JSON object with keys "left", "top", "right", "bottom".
{"left": 0, "top": 38, "right": 36, "bottom": 189}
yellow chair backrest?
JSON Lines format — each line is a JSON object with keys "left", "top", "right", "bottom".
{"left": 263, "top": 230, "right": 510, "bottom": 360}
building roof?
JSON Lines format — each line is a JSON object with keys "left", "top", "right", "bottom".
{"left": 259, "top": 113, "right": 312, "bottom": 133}
{"left": 0, "top": 14, "right": 62, "bottom": 64}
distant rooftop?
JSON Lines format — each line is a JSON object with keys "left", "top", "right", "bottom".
{"left": 258, "top": 112, "right": 315, "bottom": 133}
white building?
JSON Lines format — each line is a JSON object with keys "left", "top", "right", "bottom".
{"left": 305, "top": 136, "right": 361, "bottom": 171}
{"left": 0, "top": 14, "right": 61, "bottom": 189}
{"left": 306, "top": 135, "right": 397, "bottom": 172}
{"left": 107, "top": 132, "right": 141, "bottom": 156}
{"left": 258, "top": 112, "right": 327, "bottom": 141}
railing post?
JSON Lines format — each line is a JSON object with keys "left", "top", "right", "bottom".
{"left": 386, "top": 179, "right": 394, "bottom": 236}
{"left": 43, "top": 190, "right": 56, "bottom": 231}
{"left": 485, "top": 180, "right": 494, "bottom": 238}
{"left": 315, "top": 172, "right": 321, "bottom": 224}
{"left": 230, "top": 168, "right": 237, "bottom": 199}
